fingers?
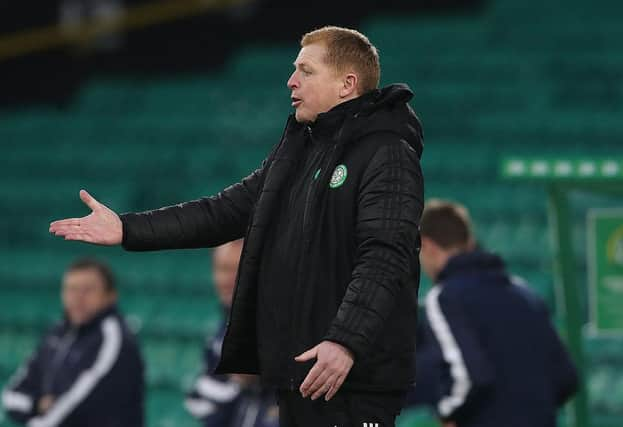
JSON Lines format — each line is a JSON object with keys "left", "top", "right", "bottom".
{"left": 299, "top": 362, "right": 323, "bottom": 397}
{"left": 310, "top": 373, "right": 337, "bottom": 400}
{"left": 299, "top": 341, "right": 354, "bottom": 401}
{"left": 54, "top": 229, "right": 114, "bottom": 245}
{"left": 303, "top": 368, "right": 344, "bottom": 401}
{"left": 65, "top": 230, "right": 100, "bottom": 243}
{"left": 49, "top": 218, "right": 93, "bottom": 243}
{"left": 50, "top": 224, "right": 82, "bottom": 237}
{"left": 49, "top": 218, "right": 81, "bottom": 232}
{"left": 79, "top": 189, "right": 100, "bottom": 211}
{"left": 306, "top": 366, "right": 332, "bottom": 399}
{"left": 295, "top": 345, "right": 318, "bottom": 362}
{"left": 64, "top": 233, "right": 92, "bottom": 242}
{"left": 49, "top": 189, "right": 99, "bottom": 233}
{"left": 325, "top": 374, "right": 345, "bottom": 401}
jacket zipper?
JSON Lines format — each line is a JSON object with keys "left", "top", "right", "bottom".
{"left": 289, "top": 126, "right": 321, "bottom": 391}
{"left": 42, "top": 328, "right": 77, "bottom": 394}
{"left": 301, "top": 126, "right": 317, "bottom": 233}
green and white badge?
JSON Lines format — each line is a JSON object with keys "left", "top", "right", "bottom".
{"left": 329, "top": 164, "right": 348, "bottom": 188}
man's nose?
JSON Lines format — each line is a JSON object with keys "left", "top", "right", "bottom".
{"left": 287, "top": 71, "right": 298, "bottom": 90}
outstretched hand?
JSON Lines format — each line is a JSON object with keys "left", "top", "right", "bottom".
{"left": 295, "top": 340, "right": 354, "bottom": 401}
{"left": 49, "top": 190, "right": 123, "bottom": 245}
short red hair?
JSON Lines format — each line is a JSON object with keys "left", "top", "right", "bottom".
{"left": 301, "top": 26, "right": 380, "bottom": 94}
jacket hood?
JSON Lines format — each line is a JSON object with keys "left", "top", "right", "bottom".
{"left": 313, "top": 83, "right": 424, "bottom": 157}
{"left": 310, "top": 83, "right": 424, "bottom": 158}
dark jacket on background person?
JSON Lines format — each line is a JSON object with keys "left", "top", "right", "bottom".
{"left": 120, "top": 83, "right": 425, "bottom": 392}
{"left": 185, "top": 321, "right": 279, "bottom": 427}
{"left": 1, "top": 305, "right": 144, "bottom": 427}
{"left": 405, "top": 307, "right": 444, "bottom": 408}
{"left": 421, "top": 250, "right": 578, "bottom": 427}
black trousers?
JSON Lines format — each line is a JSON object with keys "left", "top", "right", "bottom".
{"left": 276, "top": 389, "right": 406, "bottom": 427}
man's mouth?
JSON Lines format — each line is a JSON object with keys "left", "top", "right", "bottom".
{"left": 291, "top": 97, "right": 302, "bottom": 108}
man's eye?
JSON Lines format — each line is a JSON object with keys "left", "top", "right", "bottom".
{"left": 302, "top": 69, "right": 312, "bottom": 75}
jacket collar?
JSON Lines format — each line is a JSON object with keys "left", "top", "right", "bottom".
{"left": 308, "top": 89, "right": 381, "bottom": 140}
{"left": 314, "top": 83, "right": 414, "bottom": 123}
{"left": 287, "top": 84, "right": 416, "bottom": 141}
{"left": 437, "top": 250, "right": 507, "bottom": 283}
{"left": 285, "top": 84, "right": 421, "bottom": 158}
{"left": 62, "top": 304, "right": 119, "bottom": 334}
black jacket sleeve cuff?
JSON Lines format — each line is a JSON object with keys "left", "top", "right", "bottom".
{"left": 119, "top": 212, "right": 146, "bottom": 251}
{"left": 323, "top": 324, "right": 368, "bottom": 361}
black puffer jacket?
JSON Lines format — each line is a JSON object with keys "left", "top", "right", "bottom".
{"left": 121, "top": 84, "right": 424, "bottom": 391}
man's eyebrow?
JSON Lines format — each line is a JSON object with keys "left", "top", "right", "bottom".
{"left": 293, "top": 61, "right": 312, "bottom": 69}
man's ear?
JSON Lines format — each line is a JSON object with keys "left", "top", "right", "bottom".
{"left": 108, "top": 290, "right": 118, "bottom": 304}
{"left": 466, "top": 237, "right": 477, "bottom": 251}
{"left": 422, "top": 236, "right": 445, "bottom": 260}
{"left": 421, "top": 236, "right": 433, "bottom": 253}
{"left": 339, "top": 73, "right": 358, "bottom": 98}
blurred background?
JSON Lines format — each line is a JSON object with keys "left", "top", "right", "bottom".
{"left": 0, "top": 0, "right": 621, "bottom": 426}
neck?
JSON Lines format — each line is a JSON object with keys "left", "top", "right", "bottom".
{"left": 328, "top": 91, "right": 362, "bottom": 112}
{"left": 341, "top": 91, "right": 361, "bottom": 103}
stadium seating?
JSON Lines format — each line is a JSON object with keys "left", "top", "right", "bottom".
{"left": 1, "top": 0, "right": 621, "bottom": 425}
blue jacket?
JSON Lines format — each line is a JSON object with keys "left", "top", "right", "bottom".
{"left": 415, "top": 251, "right": 578, "bottom": 427}
{"left": 185, "top": 320, "right": 278, "bottom": 427}
{"left": 2, "top": 305, "right": 144, "bottom": 427}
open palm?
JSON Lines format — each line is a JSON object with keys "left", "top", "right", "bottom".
{"left": 49, "top": 190, "right": 123, "bottom": 245}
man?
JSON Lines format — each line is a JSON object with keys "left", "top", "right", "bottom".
{"left": 50, "top": 26, "right": 424, "bottom": 427}
{"left": 2, "top": 258, "right": 144, "bottom": 427}
{"left": 416, "top": 199, "right": 578, "bottom": 427}
{"left": 185, "top": 240, "right": 279, "bottom": 427}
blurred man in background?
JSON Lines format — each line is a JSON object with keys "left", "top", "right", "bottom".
{"left": 185, "top": 240, "right": 278, "bottom": 427}
{"left": 2, "top": 258, "right": 144, "bottom": 427}
{"left": 50, "top": 25, "right": 424, "bottom": 427}
{"left": 414, "top": 199, "right": 578, "bottom": 427}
